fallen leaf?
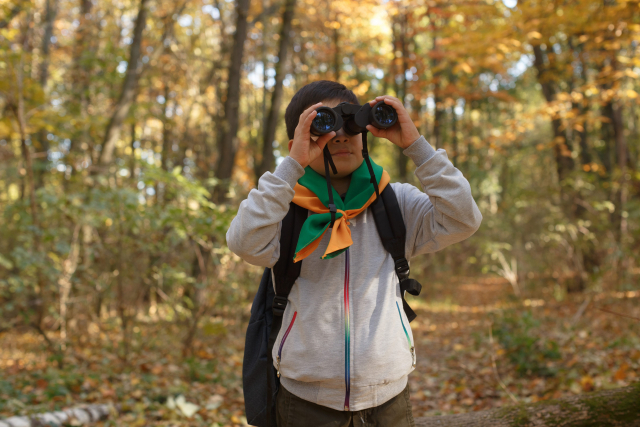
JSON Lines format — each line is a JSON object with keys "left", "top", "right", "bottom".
{"left": 614, "top": 363, "right": 629, "bottom": 381}
{"left": 176, "top": 395, "right": 200, "bottom": 418}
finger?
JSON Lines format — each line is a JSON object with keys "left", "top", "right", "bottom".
{"left": 382, "top": 96, "right": 403, "bottom": 108}
{"left": 381, "top": 98, "right": 411, "bottom": 120}
{"left": 298, "top": 102, "right": 324, "bottom": 126}
{"left": 372, "top": 96, "right": 403, "bottom": 109}
{"left": 301, "top": 109, "right": 319, "bottom": 134}
{"left": 370, "top": 96, "right": 386, "bottom": 106}
{"left": 374, "top": 95, "right": 399, "bottom": 103}
{"left": 315, "top": 131, "right": 336, "bottom": 150}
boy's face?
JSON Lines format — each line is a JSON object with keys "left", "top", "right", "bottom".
{"left": 307, "top": 99, "right": 364, "bottom": 179}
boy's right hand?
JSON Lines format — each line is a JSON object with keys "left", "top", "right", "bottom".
{"left": 288, "top": 102, "right": 336, "bottom": 168}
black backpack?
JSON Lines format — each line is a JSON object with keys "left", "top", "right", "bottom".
{"left": 242, "top": 184, "right": 422, "bottom": 427}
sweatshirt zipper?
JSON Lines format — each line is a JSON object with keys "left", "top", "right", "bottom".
{"left": 343, "top": 249, "right": 351, "bottom": 411}
{"left": 396, "top": 302, "right": 416, "bottom": 367}
{"left": 276, "top": 311, "right": 297, "bottom": 378}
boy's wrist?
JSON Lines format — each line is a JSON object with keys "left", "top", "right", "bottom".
{"left": 288, "top": 152, "right": 308, "bottom": 169}
{"left": 403, "top": 135, "right": 437, "bottom": 166}
{"left": 399, "top": 128, "right": 422, "bottom": 149}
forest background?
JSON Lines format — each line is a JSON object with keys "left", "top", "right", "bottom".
{"left": 0, "top": 0, "right": 639, "bottom": 425}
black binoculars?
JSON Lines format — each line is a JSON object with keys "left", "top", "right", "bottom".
{"left": 311, "top": 101, "right": 398, "bottom": 137}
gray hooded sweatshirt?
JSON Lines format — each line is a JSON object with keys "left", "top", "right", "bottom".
{"left": 226, "top": 136, "right": 482, "bottom": 412}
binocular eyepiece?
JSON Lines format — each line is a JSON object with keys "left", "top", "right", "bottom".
{"left": 311, "top": 101, "right": 397, "bottom": 137}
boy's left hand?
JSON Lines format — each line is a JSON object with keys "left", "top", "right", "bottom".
{"left": 365, "top": 95, "right": 421, "bottom": 149}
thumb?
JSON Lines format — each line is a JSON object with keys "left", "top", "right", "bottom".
{"left": 315, "top": 131, "right": 335, "bottom": 151}
{"left": 366, "top": 125, "right": 385, "bottom": 138}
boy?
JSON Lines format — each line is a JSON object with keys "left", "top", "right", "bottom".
{"left": 227, "top": 81, "right": 482, "bottom": 426}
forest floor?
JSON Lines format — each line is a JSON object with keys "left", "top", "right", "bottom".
{"left": 1, "top": 275, "right": 639, "bottom": 426}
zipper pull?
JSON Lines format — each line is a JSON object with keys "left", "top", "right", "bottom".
{"left": 276, "top": 356, "right": 281, "bottom": 378}
{"left": 410, "top": 346, "right": 416, "bottom": 368}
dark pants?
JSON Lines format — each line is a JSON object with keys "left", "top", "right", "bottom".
{"left": 276, "top": 383, "right": 416, "bottom": 427}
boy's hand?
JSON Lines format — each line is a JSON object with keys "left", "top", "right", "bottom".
{"left": 288, "top": 102, "right": 336, "bottom": 168}
{"left": 365, "top": 95, "right": 421, "bottom": 149}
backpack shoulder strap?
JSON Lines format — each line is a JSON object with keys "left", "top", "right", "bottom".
{"left": 266, "top": 201, "right": 307, "bottom": 427}
{"left": 272, "top": 202, "right": 307, "bottom": 307}
{"left": 371, "top": 184, "right": 422, "bottom": 322}
{"left": 268, "top": 201, "right": 306, "bottom": 343}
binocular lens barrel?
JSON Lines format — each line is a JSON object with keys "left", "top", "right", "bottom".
{"left": 372, "top": 103, "right": 397, "bottom": 128}
{"left": 311, "top": 107, "right": 339, "bottom": 136}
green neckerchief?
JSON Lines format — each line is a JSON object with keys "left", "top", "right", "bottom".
{"left": 292, "top": 157, "right": 385, "bottom": 261}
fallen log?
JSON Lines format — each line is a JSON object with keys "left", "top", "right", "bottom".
{"left": 0, "top": 404, "right": 113, "bottom": 427}
{"left": 415, "top": 383, "right": 640, "bottom": 427}
{"left": 1, "top": 383, "right": 638, "bottom": 426}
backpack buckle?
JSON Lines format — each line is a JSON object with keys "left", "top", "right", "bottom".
{"left": 394, "top": 258, "right": 410, "bottom": 281}
{"left": 272, "top": 295, "right": 288, "bottom": 316}
{"left": 328, "top": 203, "right": 337, "bottom": 228}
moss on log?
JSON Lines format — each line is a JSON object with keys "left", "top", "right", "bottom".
{"left": 415, "top": 383, "right": 640, "bottom": 427}
{"left": 1, "top": 384, "right": 638, "bottom": 426}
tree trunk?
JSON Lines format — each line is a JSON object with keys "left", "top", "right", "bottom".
{"left": 260, "top": 0, "right": 269, "bottom": 154}
{"left": 214, "top": 0, "right": 252, "bottom": 198}
{"left": 610, "top": 82, "right": 627, "bottom": 241}
{"left": 95, "top": 0, "right": 148, "bottom": 170}
{"left": 160, "top": 82, "right": 172, "bottom": 203}
{"left": 610, "top": 90, "right": 629, "bottom": 281}
{"left": 333, "top": 27, "right": 340, "bottom": 81}
{"left": 532, "top": 44, "right": 575, "bottom": 184}
{"left": 450, "top": 74, "right": 459, "bottom": 167}
{"left": 415, "top": 383, "right": 640, "bottom": 427}
{"left": 0, "top": 4, "right": 21, "bottom": 29}
{"left": 161, "top": 83, "right": 172, "bottom": 173}
{"left": 255, "top": 0, "right": 297, "bottom": 179}
{"left": 430, "top": 11, "right": 443, "bottom": 150}
{"left": 33, "top": 0, "right": 59, "bottom": 188}
{"left": 572, "top": 38, "right": 591, "bottom": 167}
{"left": 59, "top": 225, "right": 80, "bottom": 352}
{"left": 67, "top": 0, "right": 94, "bottom": 182}
{"left": 38, "top": 0, "right": 58, "bottom": 86}
{"left": 532, "top": 42, "right": 586, "bottom": 293}
{"left": 397, "top": 11, "right": 409, "bottom": 182}
{"left": 129, "top": 123, "right": 136, "bottom": 180}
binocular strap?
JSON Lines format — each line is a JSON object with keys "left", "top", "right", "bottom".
{"left": 361, "top": 131, "right": 380, "bottom": 200}
{"left": 323, "top": 145, "right": 338, "bottom": 228}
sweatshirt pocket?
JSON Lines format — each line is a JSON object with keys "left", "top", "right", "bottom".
{"left": 276, "top": 311, "right": 297, "bottom": 378}
{"left": 396, "top": 302, "right": 415, "bottom": 368}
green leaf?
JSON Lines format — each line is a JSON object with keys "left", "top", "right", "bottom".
{"left": 0, "top": 254, "right": 13, "bottom": 270}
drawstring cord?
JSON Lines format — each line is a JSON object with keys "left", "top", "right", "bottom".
{"left": 323, "top": 130, "right": 380, "bottom": 230}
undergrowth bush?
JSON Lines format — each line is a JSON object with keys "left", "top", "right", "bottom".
{"left": 492, "top": 310, "right": 561, "bottom": 377}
